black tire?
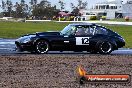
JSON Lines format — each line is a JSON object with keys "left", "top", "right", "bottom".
{"left": 98, "top": 41, "right": 113, "bottom": 54}
{"left": 35, "top": 40, "right": 49, "bottom": 54}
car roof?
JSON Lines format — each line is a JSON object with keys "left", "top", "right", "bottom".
{"left": 69, "top": 23, "right": 96, "bottom": 26}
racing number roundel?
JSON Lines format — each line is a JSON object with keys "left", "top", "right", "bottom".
{"left": 76, "top": 37, "right": 90, "bottom": 45}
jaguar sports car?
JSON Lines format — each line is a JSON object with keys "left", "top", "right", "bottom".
{"left": 15, "top": 23, "right": 125, "bottom": 54}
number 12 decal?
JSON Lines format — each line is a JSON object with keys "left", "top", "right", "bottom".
{"left": 76, "top": 37, "right": 90, "bottom": 45}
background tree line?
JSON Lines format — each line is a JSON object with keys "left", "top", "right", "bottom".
{"left": 0, "top": 0, "right": 87, "bottom": 19}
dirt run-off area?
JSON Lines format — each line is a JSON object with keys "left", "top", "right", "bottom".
{"left": 0, "top": 54, "right": 132, "bottom": 88}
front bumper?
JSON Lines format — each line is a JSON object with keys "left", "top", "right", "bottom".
{"left": 15, "top": 41, "right": 34, "bottom": 52}
{"left": 117, "top": 38, "right": 125, "bottom": 48}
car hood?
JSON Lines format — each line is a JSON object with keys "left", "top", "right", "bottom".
{"left": 16, "top": 32, "right": 60, "bottom": 42}
{"left": 36, "top": 32, "right": 60, "bottom": 36}
{"left": 21, "top": 31, "right": 60, "bottom": 37}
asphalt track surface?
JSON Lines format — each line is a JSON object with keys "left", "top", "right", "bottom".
{"left": 0, "top": 39, "right": 132, "bottom": 55}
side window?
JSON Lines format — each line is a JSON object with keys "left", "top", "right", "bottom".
{"left": 75, "top": 27, "right": 86, "bottom": 35}
{"left": 94, "top": 26, "right": 108, "bottom": 35}
{"left": 85, "top": 26, "right": 95, "bottom": 35}
{"left": 75, "top": 26, "right": 101, "bottom": 36}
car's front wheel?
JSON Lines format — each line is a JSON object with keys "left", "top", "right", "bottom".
{"left": 98, "top": 41, "right": 113, "bottom": 54}
{"left": 35, "top": 40, "right": 49, "bottom": 54}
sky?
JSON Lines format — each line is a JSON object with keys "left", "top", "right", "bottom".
{"left": 0, "top": 0, "right": 128, "bottom": 12}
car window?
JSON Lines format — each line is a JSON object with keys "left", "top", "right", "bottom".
{"left": 75, "top": 27, "right": 86, "bottom": 35}
{"left": 85, "top": 26, "right": 95, "bottom": 35}
{"left": 94, "top": 26, "right": 108, "bottom": 35}
{"left": 61, "top": 25, "right": 76, "bottom": 35}
{"left": 75, "top": 26, "right": 95, "bottom": 36}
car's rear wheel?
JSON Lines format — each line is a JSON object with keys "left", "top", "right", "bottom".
{"left": 35, "top": 40, "right": 49, "bottom": 54}
{"left": 98, "top": 41, "right": 113, "bottom": 54}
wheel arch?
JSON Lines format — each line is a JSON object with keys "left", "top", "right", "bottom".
{"left": 33, "top": 38, "right": 51, "bottom": 49}
{"left": 95, "top": 39, "right": 117, "bottom": 51}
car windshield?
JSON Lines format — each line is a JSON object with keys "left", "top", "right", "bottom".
{"left": 60, "top": 25, "right": 76, "bottom": 35}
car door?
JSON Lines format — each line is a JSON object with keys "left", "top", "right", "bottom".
{"left": 59, "top": 26, "right": 89, "bottom": 51}
{"left": 62, "top": 35, "right": 75, "bottom": 50}
{"left": 57, "top": 25, "right": 96, "bottom": 51}
{"left": 54, "top": 25, "right": 76, "bottom": 51}
{"left": 73, "top": 25, "right": 95, "bottom": 51}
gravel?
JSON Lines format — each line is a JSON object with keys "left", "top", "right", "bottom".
{"left": 0, "top": 54, "right": 132, "bottom": 88}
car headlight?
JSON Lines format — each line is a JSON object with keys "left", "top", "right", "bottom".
{"left": 23, "top": 37, "right": 31, "bottom": 43}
